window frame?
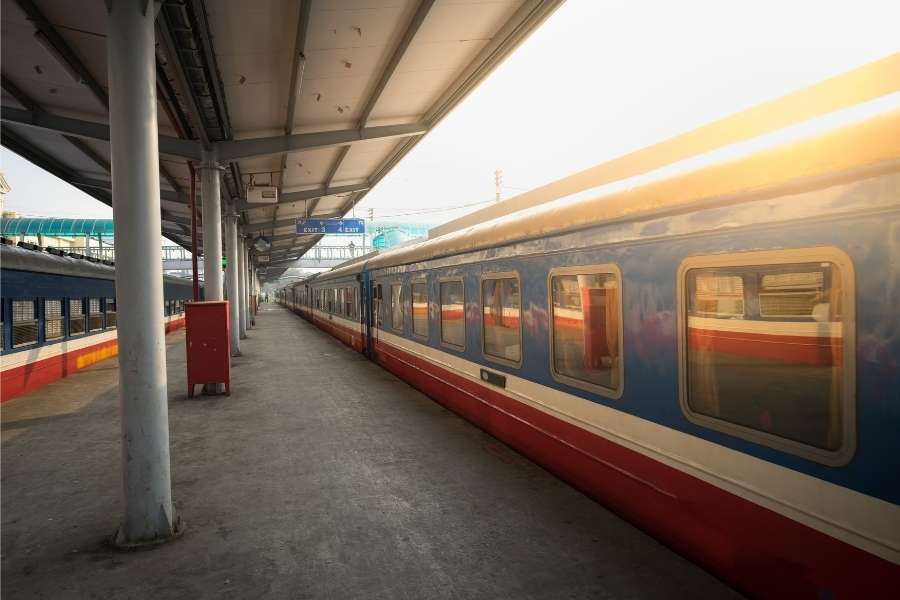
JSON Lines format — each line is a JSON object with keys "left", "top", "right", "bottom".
{"left": 676, "top": 247, "right": 856, "bottom": 466}
{"left": 88, "top": 297, "right": 104, "bottom": 331}
{"left": 438, "top": 276, "right": 466, "bottom": 351}
{"left": 44, "top": 298, "right": 66, "bottom": 341}
{"left": 480, "top": 271, "right": 523, "bottom": 368}
{"left": 11, "top": 298, "right": 39, "bottom": 348}
{"left": 547, "top": 264, "right": 625, "bottom": 400}
{"left": 389, "top": 281, "right": 404, "bottom": 332}
{"left": 410, "top": 278, "right": 429, "bottom": 340}
{"left": 68, "top": 297, "right": 86, "bottom": 336}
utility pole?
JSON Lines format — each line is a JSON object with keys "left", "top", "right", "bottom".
{"left": 366, "top": 207, "right": 374, "bottom": 254}
{"left": 495, "top": 169, "right": 503, "bottom": 202}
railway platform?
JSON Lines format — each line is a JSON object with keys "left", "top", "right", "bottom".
{"left": 1, "top": 304, "right": 739, "bottom": 599}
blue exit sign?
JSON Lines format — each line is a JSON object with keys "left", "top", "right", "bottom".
{"left": 295, "top": 218, "right": 366, "bottom": 234}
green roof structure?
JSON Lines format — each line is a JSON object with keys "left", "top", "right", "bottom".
{"left": 0, "top": 218, "right": 114, "bottom": 237}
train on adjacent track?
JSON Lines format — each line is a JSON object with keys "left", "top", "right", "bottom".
{"left": 279, "top": 107, "right": 900, "bottom": 597}
{"left": 0, "top": 240, "right": 193, "bottom": 401}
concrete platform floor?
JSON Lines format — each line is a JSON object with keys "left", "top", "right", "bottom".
{"left": 2, "top": 304, "right": 741, "bottom": 599}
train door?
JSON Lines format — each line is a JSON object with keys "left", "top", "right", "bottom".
{"left": 371, "top": 280, "right": 383, "bottom": 356}
{"left": 359, "top": 273, "right": 370, "bottom": 356}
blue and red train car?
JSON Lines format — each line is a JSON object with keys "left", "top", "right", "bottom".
{"left": 279, "top": 105, "right": 900, "bottom": 597}
{"left": 0, "top": 242, "right": 193, "bottom": 401}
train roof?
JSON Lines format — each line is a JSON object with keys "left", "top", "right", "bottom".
{"left": 1, "top": 243, "right": 193, "bottom": 286}
{"left": 307, "top": 97, "right": 900, "bottom": 283}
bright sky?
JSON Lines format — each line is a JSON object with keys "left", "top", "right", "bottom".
{"left": 3, "top": 0, "right": 900, "bottom": 238}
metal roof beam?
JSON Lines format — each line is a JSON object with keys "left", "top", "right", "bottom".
{"left": 154, "top": 17, "right": 212, "bottom": 150}
{"left": 216, "top": 122, "right": 427, "bottom": 162}
{"left": 270, "top": 0, "right": 312, "bottom": 236}
{"left": 2, "top": 75, "right": 112, "bottom": 174}
{"left": 309, "top": 1, "right": 434, "bottom": 217}
{"left": 235, "top": 182, "right": 370, "bottom": 212}
{"left": 14, "top": 0, "right": 109, "bottom": 110}
{"left": 331, "top": 0, "right": 564, "bottom": 222}
{"left": 0, "top": 107, "right": 202, "bottom": 159}
{"left": 69, "top": 176, "right": 182, "bottom": 203}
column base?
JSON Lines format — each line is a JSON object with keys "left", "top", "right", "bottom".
{"left": 110, "top": 515, "right": 185, "bottom": 550}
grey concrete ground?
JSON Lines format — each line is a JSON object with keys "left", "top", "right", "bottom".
{"left": 1, "top": 304, "right": 741, "bottom": 599}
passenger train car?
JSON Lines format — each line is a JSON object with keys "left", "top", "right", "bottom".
{"left": 278, "top": 106, "right": 900, "bottom": 597}
{"left": 0, "top": 241, "right": 193, "bottom": 401}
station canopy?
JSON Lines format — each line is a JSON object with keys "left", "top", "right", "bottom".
{"left": 0, "top": 217, "right": 114, "bottom": 237}
{"left": 0, "top": 0, "right": 564, "bottom": 280}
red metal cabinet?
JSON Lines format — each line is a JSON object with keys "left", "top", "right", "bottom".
{"left": 185, "top": 301, "right": 230, "bottom": 396}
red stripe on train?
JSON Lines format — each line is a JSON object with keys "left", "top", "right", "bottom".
{"left": 360, "top": 335, "right": 893, "bottom": 599}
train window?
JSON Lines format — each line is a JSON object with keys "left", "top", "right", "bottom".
{"left": 45, "top": 299, "right": 65, "bottom": 341}
{"left": 411, "top": 281, "right": 428, "bottom": 338}
{"left": 678, "top": 249, "right": 856, "bottom": 465}
{"left": 69, "top": 299, "right": 86, "bottom": 335}
{"left": 106, "top": 298, "right": 117, "bottom": 329}
{"left": 390, "top": 284, "right": 403, "bottom": 331}
{"left": 12, "top": 299, "right": 38, "bottom": 348}
{"left": 373, "top": 284, "right": 384, "bottom": 329}
{"left": 549, "top": 266, "right": 622, "bottom": 396}
{"left": 482, "top": 274, "right": 521, "bottom": 366}
{"left": 440, "top": 279, "right": 465, "bottom": 349}
{"left": 345, "top": 287, "right": 353, "bottom": 318}
{"left": 88, "top": 298, "right": 103, "bottom": 331}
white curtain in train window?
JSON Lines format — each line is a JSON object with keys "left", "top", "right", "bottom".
{"left": 440, "top": 281, "right": 465, "bottom": 347}
{"left": 482, "top": 277, "right": 521, "bottom": 362}
{"left": 12, "top": 299, "right": 38, "bottom": 347}
{"left": 45, "top": 298, "right": 64, "bottom": 340}
{"left": 685, "top": 262, "right": 844, "bottom": 451}
{"left": 550, "top": 273, "right": 620, "bottom": 390}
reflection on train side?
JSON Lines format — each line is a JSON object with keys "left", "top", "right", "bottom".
{"left": 685, "top": 262, "right": 844, "bottom": 451}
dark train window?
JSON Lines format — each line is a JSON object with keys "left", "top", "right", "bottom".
{"left": 12, "top": 299, "right": 38, "bottom": 348}
{"left": 482, "top": 274, "right": 521, "bottom": 365}
{"left": 549, "top": 267, "right": 622, "bottom": 396}
{"left": 411, "top": 281, "right": 428, "bottom": 338}
{"left": 390, "top": 284, "right": 403, "bottom": 331}
{"left": 106, "top": 298, "right": 117, "bottom": 329}
{"left": 344, "top": 287, "right": 353, "bottom": 318}
{"left": 69, "top": 299, "right": 86, "bottom": 335}
{"left": 440, "top": 279, "right": 464, "bottom": 349}
{"left": 45, "top": 299, "right": 65, "bottom": 341}
{"left": 679, "top": 249, "right": 855, "bottom": 465}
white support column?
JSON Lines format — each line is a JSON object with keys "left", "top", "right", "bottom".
{"left": 106, "top": 0, "right": 178, "bottom": 546}
{"left": 200, "top": 148, "right": 223, "bottom": 301}
{"left": 237, "top": 236, "right": 248, "bottom": 339}
{"left": 225, "top": 208, "right": 241, "bottom": 355}
{"left": 244, "top": 245, "right": 252, "bottom": 329}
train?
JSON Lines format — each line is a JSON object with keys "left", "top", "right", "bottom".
{"left": 0, "top": 240, "right": 194, "bottom": 401}
{"left": 278, "top": 107, "right": 900, "bottom": 597}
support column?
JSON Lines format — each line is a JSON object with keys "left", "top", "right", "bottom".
{"left": 200, "top": 148, "right": 223, "bottom": 301}
{"left": 237, "top": 236, "right": 248, "bottom": 339}
{"left": 106, "top": 0, "right": 177, "bottom": 546}
{"left": 243, "top": 245, "right": 252, "bottom": 329}
{"left": 225, "top": 208, "right": 241, "bottom": 355}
